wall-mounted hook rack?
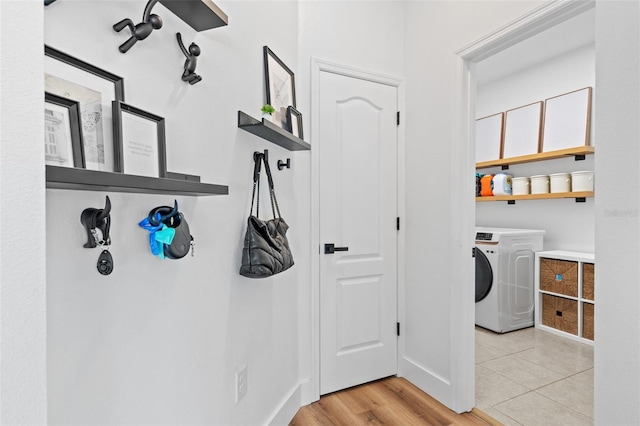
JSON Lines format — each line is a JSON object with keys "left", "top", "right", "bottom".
{"left": 113, "top": 0, "right": 163, "bottom": 54}
{"left": 277, "top": 159, "right": 291, "bottom": 170}
{"left": 177, "top": 32, "right": 202, "bottom": 85}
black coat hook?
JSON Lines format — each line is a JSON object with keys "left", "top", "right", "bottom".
{"left": 177, "top": 33, "right": 202, "bottom": 85}
{"left": 80, "top": 195, "right": 112, "bottom": 248}
{"left": 277, "top": 159, "right": 291, "bottom": 170}
{"left": 113, "top": 0, "right": 163, "bottom": 54}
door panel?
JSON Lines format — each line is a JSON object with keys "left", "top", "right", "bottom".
{"left": 319, "top": 71, "right": 398, "bottom": 395}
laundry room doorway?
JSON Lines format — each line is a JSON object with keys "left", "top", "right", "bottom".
{"left": 458, "top": 1, "right": 597, "bottom": 422}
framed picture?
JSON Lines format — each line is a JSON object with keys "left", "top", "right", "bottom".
{"left": 264, "top": 46, "right": 296, "bottom": 129}
{"left": 44, "top": 92, "right": 85, "bottom": 168}
{"left": 113, "top": 102, "right": 167, "bottom": 178}
{"left": 502, "top": 101, "right": 543, "bottom": 158}
{"left": 475, "top": 112, "right": 504, "bottom": 163}
{"left": 44, "top": 45, "right": 125, "bottom": 172}
{"left": 542, "top": 87, "right": 592, "bottom": 152}
{"left": 287, "top": 106, "right": 303, "bottom": 139}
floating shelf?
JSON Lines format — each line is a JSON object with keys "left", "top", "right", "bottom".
{"left": 476, "top": 191, "right": 593, "bottom": 202}
{"left": 46, "top": 166, "right": 228, "bottom": 196}
{"left": 159, "top": 0, "right": 228, "bottom": 31}
{"left": 238, "top": 111, "right": 310, "bottom": 151}
{"left": 476, "top": 146, "right": 595, "bottom": 169}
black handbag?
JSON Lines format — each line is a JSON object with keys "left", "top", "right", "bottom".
{"left": 239, "top": 152, "right": 294, "bottom": 278}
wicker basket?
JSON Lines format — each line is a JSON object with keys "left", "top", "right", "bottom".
{"left": 583, "top": 302, "right": 594, "bottom": 340}
{"left": 583, "top": 263, "right": 595, "bottom": 301}
{"left": 542, "top": 294, "right": 578, "bottom": 335}
{"left": 540, "top": 259, "right": 578, "bottom": 297}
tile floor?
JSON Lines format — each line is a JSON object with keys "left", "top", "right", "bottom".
{"left": 475, "top": 326, "right": 594, "bottom": 426}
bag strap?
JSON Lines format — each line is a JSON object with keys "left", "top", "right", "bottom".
{"left": 261, "top": 153, "right": 282, "bottom": 219}
{"left": 250, "top": 152, "right": 263, "bottom": 217}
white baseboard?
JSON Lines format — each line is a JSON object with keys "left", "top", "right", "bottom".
{"left": 266, "top": 381, "right": 303, "bottom": 426}
{"left": 400, "top": 356, "right": 452, "bottom": 408}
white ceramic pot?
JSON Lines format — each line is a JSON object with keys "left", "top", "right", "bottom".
{"left": 530, "top": 175, "right": 550, "bottom": 194}
{"left": 262, "top": 113, "right": 272, "bottom": 122}
{"left": 571, "top": 171, "right": 594, "bottom": 192}
{"left": 550, "top": 172, "right": 571, "bottom": 193}
{"left": 512, "top": 177, "right": 530, "bottom": 195}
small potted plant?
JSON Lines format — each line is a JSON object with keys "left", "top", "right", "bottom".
{"left": 261, "top": 104, "right": 275, "bottom": 122}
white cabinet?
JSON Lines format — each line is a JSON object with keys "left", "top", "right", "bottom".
{"left": 535, "top": 250, "right": 594, "bottom": 345}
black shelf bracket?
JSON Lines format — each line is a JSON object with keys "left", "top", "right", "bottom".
{"left": 575, "top": 155, "right": 586, "bottom": 161}
{"left": 501, "top": 165, "right": 509, "bottom": 170}
{"left": 575, "top": 197, "right": 587, "bottom": 203}
{"left": 507, "top": 200, "right": 516, "bottom": 205}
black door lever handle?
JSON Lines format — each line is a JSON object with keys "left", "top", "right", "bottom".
{"left": 324, "top": 243, "right": 349, "bottom": 254}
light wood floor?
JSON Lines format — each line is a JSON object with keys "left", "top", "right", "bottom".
{"left": 290, "top": 377, "right": 493, "bottom": 426}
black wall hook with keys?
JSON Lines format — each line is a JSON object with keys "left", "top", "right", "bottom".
{"left": 80, "top": 196, "right": 114, "bottom": 275}
{"left": 81, "top": 196, "right": 112, "bottom": 248}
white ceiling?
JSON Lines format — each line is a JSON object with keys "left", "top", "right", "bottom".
{"left": 476, "top": 7, "right": 595, "bottom": 86}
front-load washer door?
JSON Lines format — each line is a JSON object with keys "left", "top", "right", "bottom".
{"left": 475, "top": 247, "right": 493, "bottom": 303}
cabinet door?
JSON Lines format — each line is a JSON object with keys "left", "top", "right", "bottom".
{"left": 542, "top": 294, "right": 578, "bottom": 335}
{"left": 583, "top": 263, "right": 594, "bottom": 301}
{"left": 540, "top": 259, "right": 578, "bottom": 297}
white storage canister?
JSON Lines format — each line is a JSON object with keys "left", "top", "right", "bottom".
{"left": 530, "top": 175, "right": 550, "bottom": 194}
{"left": 512, "top": 177, "right": 530, "bottom": 195}
{"left": 492, "top": 173, "right": 513, "bottom": 195}
{"left": 550, "top": 172, "right": 571, "bottom": 193}
{"left": 571, "top": 171, "right": 594, "bottom": 192}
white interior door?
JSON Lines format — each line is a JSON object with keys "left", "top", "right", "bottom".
{"left": 319, "top": 70, "right": 398, "bottom": 395}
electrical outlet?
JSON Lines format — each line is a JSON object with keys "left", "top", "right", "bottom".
{"left": 235, "top": 365, "right": 248, "bottom": 403}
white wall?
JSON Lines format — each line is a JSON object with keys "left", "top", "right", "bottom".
{"left": 0, "top": 1, "right": 47, "bottom": 424}
{"left": 44, "top": 1, "right": 304, "bottom": 424}
{"left": 402, "top": 0, "right": 547, "bottom": 411}
{"left": 594, "top": 1, "right": 640, "bottom": 423}
{"left": 476, "top": 42, "right": 595, "bottom": 252}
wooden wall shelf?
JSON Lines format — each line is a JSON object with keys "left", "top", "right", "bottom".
{"left": 238, "top": 111, "right": 310, "bottom": 151}
{"left": 159, "top": 0, "right": 228, "bottom": 32}
{"left": 476, "top": 191, "right": 593, "bottom": 202}
{"left": 46, "top": 166, "right": 228, "bottom": 196}
{"left": 476, "top": 146, "right": 595, "bottom": 169}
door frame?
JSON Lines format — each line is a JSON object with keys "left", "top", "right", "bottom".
{"left": 306, "top": 58, "right": 405, "bottom": 403}
{"left": 452, "top": 0, "right": 595, "bottom": 412}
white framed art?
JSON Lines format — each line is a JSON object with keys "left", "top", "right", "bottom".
{"left": 475, "top": 112, "right": 504, "bottom": 163}
{"left": 542, "top": 87, "right": 592, "bottom": 152}
{"left": 502, "top": 101, "right": 543, "bottom": 158}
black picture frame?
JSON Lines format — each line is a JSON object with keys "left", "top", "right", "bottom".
{"left": 287, "top": 106, "right": 303, "bottom": 140}
{"left": 44, "top": 92, "right": 85, "bottom": 168}
{"left": 263, "top": 46, "right": 296, "bottom": 129}
{"left": 44, "top": 45, "right": 125, "bottom": 172}
{"left": 112, "top": 101, "right": 167, "bottom": 178}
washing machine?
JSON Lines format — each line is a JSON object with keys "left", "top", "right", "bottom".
{"left": 475, "top": 227, "right": 545, "bottom": 333}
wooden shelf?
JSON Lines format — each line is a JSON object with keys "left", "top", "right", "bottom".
{"left": 476, "top": 191, "right": 593, "bottom": 202}
{"left": 46, "top": 166, "right": 228, "bottom": 196}
{"left": 476, "top": 146, "right": 595, "bottom": 169}
{"left": 159, "top": 0, "right": 228, "bottom": 31}
{"left": 238, "top": 111, "right": 310, "bottom": 151}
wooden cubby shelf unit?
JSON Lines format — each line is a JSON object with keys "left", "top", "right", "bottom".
{"left": 238, "top": 111, "right": 310, "bottom": 151}
{"left": 535, "top": 250, "right": 595, "bottom": 345}
{"left": 476, "top": 146, "right": 595, "bottom": 169}
{"left": 476, "top": 191, "right": 594, "bottom": 203}
{"left": 46, "top": 166, "right": 229, "bottom": 196}
{"left": 158, "top": 0, "right": 228, "bottom": 31}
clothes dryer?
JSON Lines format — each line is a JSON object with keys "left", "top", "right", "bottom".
{"left": 475, "top": 227, "right": 545, "bottom": 333}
